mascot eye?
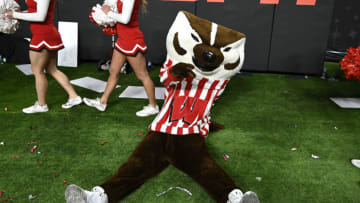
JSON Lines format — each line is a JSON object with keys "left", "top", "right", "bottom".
{"left": 191, "top": 33, "right": 200, "bottom": 42}
{"left": 224, "top": 47, "right": 232, "bottom": 52}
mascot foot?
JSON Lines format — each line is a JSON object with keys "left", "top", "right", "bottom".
{"left": 227, "top": 189, "right": 259, "bottom": 203}
{"left": 65, "top": 184, "right": 108, "bottom": 203}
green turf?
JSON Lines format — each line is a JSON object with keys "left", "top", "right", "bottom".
{"left": 0, "top": 62, "right": 359, "bottom": 202}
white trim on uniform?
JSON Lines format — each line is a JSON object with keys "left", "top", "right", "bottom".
{"left": 115, "top": 43, "right": 147, "bottom": 54}
{"left": 30, "top": 40, "right": 64, "bottom": 49}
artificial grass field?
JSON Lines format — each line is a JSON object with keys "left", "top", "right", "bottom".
{"left": 0, "top": 62, "right": 359, "bottom": 203}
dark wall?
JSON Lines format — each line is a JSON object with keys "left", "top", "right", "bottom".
{"left": 196, "top": 0, "right": 273, "bottom": 72}
{"left": 12, "top": 0, "right": 335, "bottom": 75}
{"left": 269, "top": 0, "right": 335, "bottom": 74}
{"left": 138, "top": 1, "right": 196, "bottom": 65}
{"left": 327, "top": 0, "right": 360, "bottom": 52}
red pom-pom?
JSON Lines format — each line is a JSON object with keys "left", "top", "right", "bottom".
{"left": 102, "top": 27, "right": 117, "bottom": 35}
{"left": 340, "top": 45, "right": 360, "bottom": 81}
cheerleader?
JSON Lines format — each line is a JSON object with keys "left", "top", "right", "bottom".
{"left": 4, "top": 0, "right": 82, "bottom": 114}
{"left": 83, "top": 0, "right": 159, "bottom": 117}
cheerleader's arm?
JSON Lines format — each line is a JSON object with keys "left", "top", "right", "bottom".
{"left": 12, "top": 0, "right": 50, "bottom": 22}
{"left": 107, "top": 0, "right": 135, "bottom": 24}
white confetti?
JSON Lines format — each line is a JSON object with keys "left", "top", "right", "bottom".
{"left": 334, "top": 126, "right": 338, "bottom": 130}
{"left": 0, "top": 142, "right": 4, "bottom": 145}
{"left": 37, "top": 151, "right": 41, "bottom": 154}
{"left": 223, "top": 153, "right": 230, "bottom": 160}
{"left": 28, "top": 194, "right": 38, "bottom": 200}
{"left": 291, "top": 148, "right": 297, "bottom": 151}
{"left": 256, "top": 177, "right": 262, "bottom": 182}
{"left": 311, "top": 154, "right": 320, "bottom": 159}
{"left": 156, "top": 186, "right": 192, "bottom": 197}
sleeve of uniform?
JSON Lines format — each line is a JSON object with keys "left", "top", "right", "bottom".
{"left": 12, "top": 0, "right": 50, "bottom": 22}
{"left": 159, "top": 60, "right": 182, "bottom": 87}
{"left": 107, "top": 0, "right": 135, "bottom": 24}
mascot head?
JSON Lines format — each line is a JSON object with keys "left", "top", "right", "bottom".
{"left": 166, "top": 11, "right": 246, "bottom": 80}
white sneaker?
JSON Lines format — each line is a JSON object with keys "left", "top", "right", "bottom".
{"left": 351, "top": 159, "right": 360, "bottom": 168}
{"left": 227, "top": 189, "right": 259, "bottom": 203}
{"left": 136, "top": 104, "right": 159, "bottom": 117}
{"left": 65, "top": 184, "right": 108, "bottom": 203}
{"left": 22, "top": 101, "right": 48, "bottom": 114}
{"left": 83, "top": 98, "right": 107, "bottom": 112}
{"left": 62, "top": 96, "right": 82, "bottom": 109}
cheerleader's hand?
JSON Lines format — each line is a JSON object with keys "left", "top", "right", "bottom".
{"left": 101, "top": 5, "right": 111, "bottom": 14}
{"left": 3, "top": 10, "right": 14, "bottom": 19}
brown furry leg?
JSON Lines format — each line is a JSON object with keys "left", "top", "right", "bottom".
{"left": 167, "top": 134, "right": 237, "bottom": 203}
{"left": 101, "top": 132, "right": 169, "bottom": 203}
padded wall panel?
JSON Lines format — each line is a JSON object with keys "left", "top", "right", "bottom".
{"left": 138, "top": 1, "right": 196, "bottom": 65}
{"left": 327, "top": 0, "right": 360, "bottom": 51}
{"left": 57, "top": 0, "right": 112, "bottom": 62}
{"left": 196, "top": 0, "right": 274, "bottom": 72}
{"left": 269, "top": 0, "right": 335, "bottom": 74}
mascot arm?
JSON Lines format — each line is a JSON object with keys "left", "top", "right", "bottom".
{"left": 107, "top": 0, "right": 135, "bottom": 24}
{"left": 160, "top": 62, "right": 195, "bottom": 87}
{"left": 170, "top": 63, "right": 196, "bottom": 78}
{"left": 12, "top": 0, "right": 49, "bottom": 22}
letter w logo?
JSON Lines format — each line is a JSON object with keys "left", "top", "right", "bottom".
{"left": 168, "top": 96, "right": 207, "bottom": 126}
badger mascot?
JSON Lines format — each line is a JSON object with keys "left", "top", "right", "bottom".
{"left": 65, "top": 11, "right": 260, "bottom": 203}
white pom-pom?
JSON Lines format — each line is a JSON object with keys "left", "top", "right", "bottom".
{"left": 90, "top": 0, "right": 118, "bottom": 27}
{"left": 0, "top": 0, "right": 20, "bottom": 34}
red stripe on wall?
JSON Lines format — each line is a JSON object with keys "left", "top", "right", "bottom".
{"left": 207, "top": 0, "right": 225, "bottom": 2}
{"left": 260, "top": 0, "right": 279, "bottom": 4}
{"left": 296, "top": 0, "right": 316, "bottom": 6}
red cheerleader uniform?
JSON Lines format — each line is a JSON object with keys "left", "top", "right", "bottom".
{"left": 114, "top": 0, "right": 147, "bottom": 56}
{"left": 27, "top": 0, "right": 64, "bottom": 51}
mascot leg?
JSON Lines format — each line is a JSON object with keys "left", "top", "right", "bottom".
{"left": 100, "top": 132, "right": 170, "bottom": 202}
{"left": 65, "top": 132, "right": 169, "bottom": 203}
{"left": 167, "top": 134, "right": 238, "bottom": 203}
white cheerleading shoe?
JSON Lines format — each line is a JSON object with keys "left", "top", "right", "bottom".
{"left": 136, "top": 104, "right": 159, "bottom": 117}
{"left": 62, "top": 96, "right": 82, "bottom": 109}
{"left": 83, "top": 97, "right": 107, "bottom": 112}
{"left": 22, "top": 101, "right": 48, "bottom": 114}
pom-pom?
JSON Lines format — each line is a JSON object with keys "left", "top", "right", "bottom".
{"left": 0, "top": 0, "right": 20, "bottom": 34}
{"left": 340, "top": 46, "right": 360, "bottom": 81}
{"left": 102, "top": 26, "right": 117, "bottom": 35}
{"left": 89, "top": 0, "right": 118, "bottom": 35}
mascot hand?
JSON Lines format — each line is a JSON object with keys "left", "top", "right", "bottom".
{"left": 209, "top": 122, "right": 225, "bottom": 132}
{"left": 170, "top": 63, "right": 196, "bottom": 78}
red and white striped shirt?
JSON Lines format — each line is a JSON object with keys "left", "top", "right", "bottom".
{"left": 149, "top": 59, "right": 229, "bottom": 138}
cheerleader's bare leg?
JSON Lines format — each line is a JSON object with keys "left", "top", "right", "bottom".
{"left": 127, "top": 52, "right": 157, "bottom": 108}
{"left": 45, "top": 51, "right": 79, "bottom": 99}
{"left": 29, "top": 49, "right": 50, "bottom": 106}
{"left": 100, "top": 50, "right": 127, "bottom": 104}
